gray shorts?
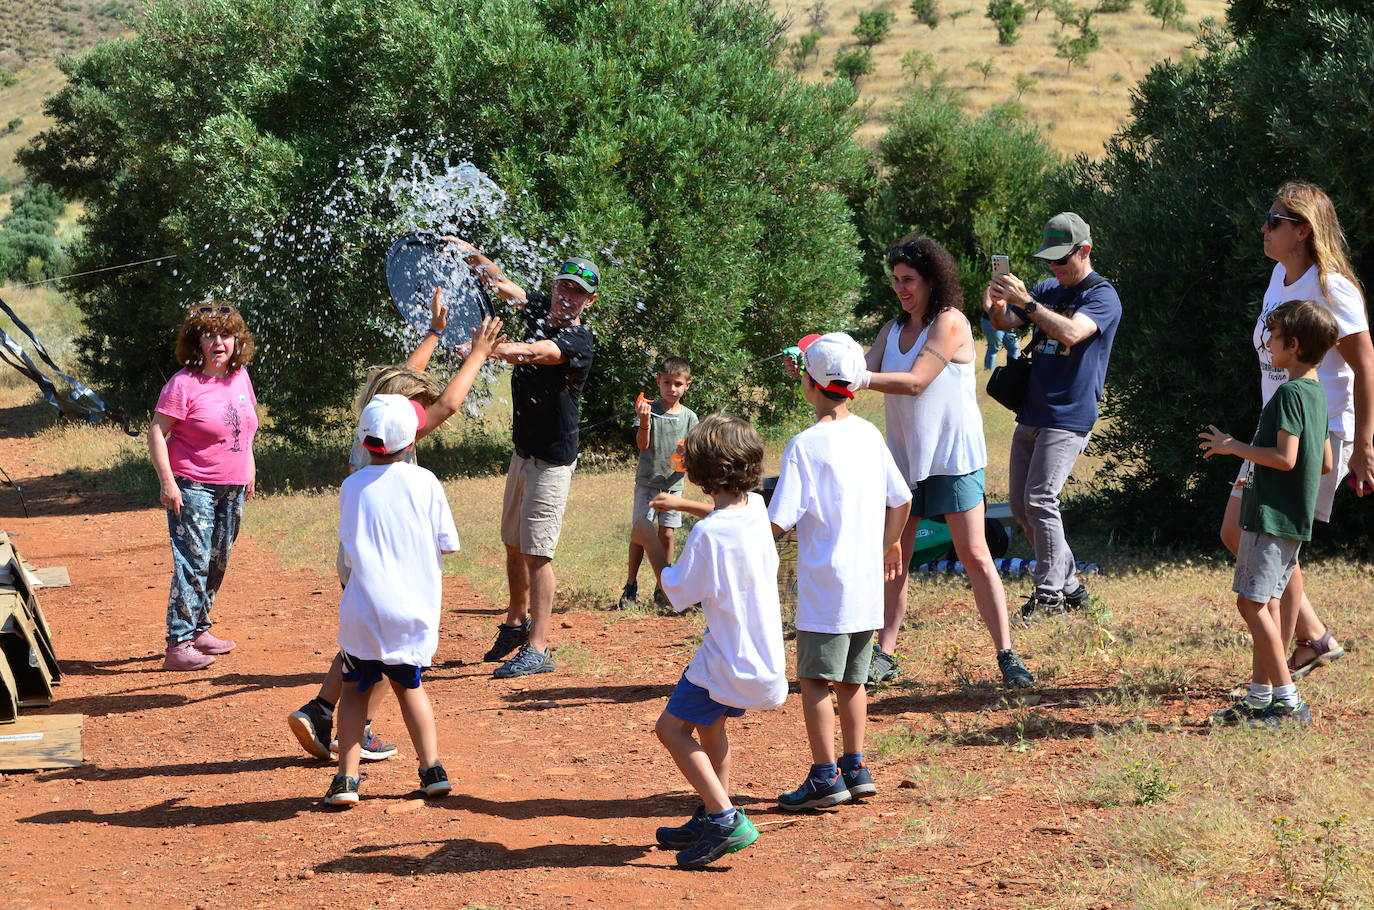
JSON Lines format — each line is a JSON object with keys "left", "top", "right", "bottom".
{"left": 1232, "top": 530, "right": 1302, "bottom": 604}
{"left": 1231, "top": 431, "right": 1351, "bottom": 523}
{"left": 632, "top": 483, "right": 683, "bottom": 530}
{"left": 796, "top": 630, "right": 874, "bottom": 684}
{"left": 500, "top": 452, "right": 575, "bottom": 559}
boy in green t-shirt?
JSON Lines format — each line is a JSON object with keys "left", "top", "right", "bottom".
{"left": 620, "top": 357, "right": 700, "bottom": 609}
{"left": 1199, "top": 299, "right": 1338, "bottom": 730}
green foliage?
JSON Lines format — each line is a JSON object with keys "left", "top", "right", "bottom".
{"left": 1028, "top": 0, "right": 1053, "bottom": 19}
{"left": 966, "top": 57, "right": 996, "bottom": 81}
{"left": 947, "top": 6, "right": 973, "bottom": 22}
{"left": 1145, "top": 0, "right": 1186, "bottom": 29}
{"left": 1055, "top": 21, "right": 1100, "bottom": 70}
{"left": 854, "top": 7, "right": 897, "bottom": 46}
{"left": 3, "top": 117, "right": 22, "bottom": 135}
{"left": 833, "top": 45, "right": 875, "bottom": 81}
{"left": 0, "top": 181, "right": 65, "bottom": 283}
{"left": 858, "top": 89, "right": 1064, "bottom": 326}
{"left": 21, "top": 0, "right": 867, "bottom": 434}
{"left": 1061, "top": 1, "right": 1374, "bottom": 546}
{"left": 986, "top": 0, "right": 1028, "bottom": 43}
{"left": 901, "top": 48, "right": 937, "bottom": 80}
{"left": 788, "top": 30, "right": 822, "bottom": 71}
{"left": 1052, "top": 0, "right": 1080, "bottom": 30}
{"left": 1096, "top": 0, "right": 1131, "bottom": 11}
{"left": 911, "top": 0, "right": 941, "bottom": 29}
{"left": 1013, "top": 72, "right": 1037, "bottom": 98}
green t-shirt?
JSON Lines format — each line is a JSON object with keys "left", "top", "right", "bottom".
{"left": 1239, "top": 377, "right": 1327, "bottom": 541}
{"left": 636, "top": 402, "right": 699, "bottom": 491}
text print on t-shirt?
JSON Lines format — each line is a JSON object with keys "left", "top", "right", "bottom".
{"left": 1033, "top": 308, "right": 1078, "bottom": 358}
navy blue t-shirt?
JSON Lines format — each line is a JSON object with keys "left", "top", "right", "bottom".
{"left": 511, "top": 291, "right": 594, "bottom": 465}
{"left": 1015, "top": 273, "right": 1121, "bottom": 432}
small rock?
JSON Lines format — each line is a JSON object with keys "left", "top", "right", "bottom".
{"left": 560, "top": 620, "right": 573, "bottom": 628}
{"left": 384, "top": 799, "right": 425, "bottom": 815}
{"left": 898, "top": 779, "right": 918, "bottom": 789}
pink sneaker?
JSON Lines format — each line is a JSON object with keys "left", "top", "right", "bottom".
{"left": 191, "top": 629, "right": 236, "bottom": 654}
{"left": 164, "top": 641, "right": 215, "bottom": 671}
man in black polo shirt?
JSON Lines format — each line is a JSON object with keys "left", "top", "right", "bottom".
{"left": 445, "top": 237, "right": 596, "bottom": 677}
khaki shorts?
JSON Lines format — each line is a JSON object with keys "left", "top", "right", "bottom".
{"left": 1231, "top": 431, "right": 1351, "bottom": 523}
{"left": 500, "top": 452, "right": 575, "bottom": 559}
{"left": 796, "top": 629, "right": 874, "bottom": 684}
{"left": 632, "top": 483, "right": 684, "bottom": 529}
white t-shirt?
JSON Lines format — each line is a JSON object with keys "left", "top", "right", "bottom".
{"left": 337, "top": 462, "right": 459, "bottom": 666}
{"left": 660, "top": 493, "right": 787, "bottom": 711}
{"left": 767, "top": 416, "right": 912, "bottom": 634}
{"left": 1256, "top": 264, "right": 1369, "bottom": 438}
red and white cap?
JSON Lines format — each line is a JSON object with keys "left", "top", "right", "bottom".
{"left": 358, "top": 394, "right": 426, "bottom": 455}
{"left": 799, "top": 332, "right": 866, "bottom": 399}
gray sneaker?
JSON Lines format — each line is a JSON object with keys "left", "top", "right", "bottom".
{"left": 616, "top": 583, "right": 638, "bottom": 610}
{"left": 493, "top": 644, "right": 557, "bottom": 678}
{"left": 868, "top": 645, "right": 899, "bottom": 685}
{"left": 997, "top": 649, "right": 1035, "bottom": 688}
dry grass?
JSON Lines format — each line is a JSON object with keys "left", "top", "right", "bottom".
{"left": 773, "top": 0, "right": 1229, "bottom": 157}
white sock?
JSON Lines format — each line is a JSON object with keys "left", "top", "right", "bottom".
{"left": 1273, "top": 684, "right": 1299, "bottom": 706}
{"left": 1245, "top": 682, "right": 1273, "bottom": 707}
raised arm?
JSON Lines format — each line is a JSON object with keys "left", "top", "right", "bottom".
{"left": 417, "top": 316, "right": 505, "bottom": 439}
{"left": 405, "top": 286, "right": 449, "bottom": 372}
{"left": 990, "top": 272, "right": 1098, "bottom": 347}
{"left": 441, "top": 235, "right": 527, "bottom": 304}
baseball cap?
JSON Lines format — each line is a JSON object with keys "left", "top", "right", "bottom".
{"left": 358, "top": 394, "right": 426, "bottom": 455}
{"left": 551, "top": 257, "right": 600, "bottom": 292}
{"left": 799, "top": 332, "right": 866, "bottom": 399}
{"left": 1032, "top": 212, "right": 1091, "bottom": 261}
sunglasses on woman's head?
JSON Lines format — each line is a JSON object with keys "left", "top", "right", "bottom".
{"left": 196, "top": 305, "right": 234, "bottom": 316}
{"left": 1264, "top": 211, "right": 1303, "bottom": 231}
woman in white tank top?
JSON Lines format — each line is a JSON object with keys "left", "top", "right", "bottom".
{"left": 861, "top": 235, "right": 1032, "bottom": 689}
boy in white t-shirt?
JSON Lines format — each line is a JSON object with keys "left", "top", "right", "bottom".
{"left": 631, "top": 414, "right": 787, "bottom": 868}
{"left": 323, "top": 394, "right": 460, "bottom": 807}
{"left": 768, "top": 333, "right": 912, "bottom": 811}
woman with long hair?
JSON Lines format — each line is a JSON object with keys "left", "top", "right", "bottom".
{"left": 860, "top": 234, "right": 1034, "bottom": 689}
{"left": 1221, "top": 181, "right": 1374, "bottom": 699}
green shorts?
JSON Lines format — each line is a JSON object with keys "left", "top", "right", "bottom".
{"left": 911, "top": 469, "right": 984, "bottom": 519}
{"left": 796, "top": 630, "right": 874, "bottom": 684}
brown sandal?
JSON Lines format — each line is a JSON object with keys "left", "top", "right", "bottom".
{"left": 1289, "top": 630, "right": 1345, "bottom": 680}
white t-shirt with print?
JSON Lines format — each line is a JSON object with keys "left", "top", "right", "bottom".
{"left": 768, "top": 416, "right": 912, "bottom": 634}
{"left": 659, "top": 493, "right": 787, "bottom": 711}
{"left": 337, "top": 462, "right": 459, "bottom": 666}
{"left": 1256, "top": 264, "right": 1369, "bottom": 438}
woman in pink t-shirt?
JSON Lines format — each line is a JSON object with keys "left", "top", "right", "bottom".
{"left": 147, "top": 304, "right": 259, "bottom": 670}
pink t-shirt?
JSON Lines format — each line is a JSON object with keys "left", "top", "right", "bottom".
{"left": 155, "top": 368, "right": 259, "bottom": 485}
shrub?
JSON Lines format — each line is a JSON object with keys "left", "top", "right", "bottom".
{"left": 986, "top": 0, "right": 1028, "bottom": 43}
{"left": 911, "top": 0, "right": 941, "bottom": 29}
{"left": 21, "top": 0, "right": 868, "bottom": 434}
{"left": 1096, "top": 0, "right": 1131, "bottom": 11}
{"left": 833, "top": 45, "right": 875, "bottom": 81}
{"left": 854, "top": 7, "right": 897, "bottom": 46}
{"left": 788, "top": 30, "right": 822, "bottom": 71}
{"left": 1145, "top": 0, "right": 1186, "bottom": 29}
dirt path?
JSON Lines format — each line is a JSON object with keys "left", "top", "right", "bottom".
{"left": 0, "top": 426, "right": 1099, "bottom": 909}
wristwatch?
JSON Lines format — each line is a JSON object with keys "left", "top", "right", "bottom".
{"left": 1022, "top": 298, "right": 1039, "bottom": 315}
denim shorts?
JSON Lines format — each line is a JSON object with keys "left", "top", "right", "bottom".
{"left": 665, "top": 673, "right": 745, "bottom": 727}
{"left": 911, "top": 469, "right": 985, "bottom": 519}
{"left": 339, "top": 650, "right": 424, "bottom": 691}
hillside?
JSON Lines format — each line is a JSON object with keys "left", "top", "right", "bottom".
{"left": 772, "top": 0, "right": 1228, "bottom": 156}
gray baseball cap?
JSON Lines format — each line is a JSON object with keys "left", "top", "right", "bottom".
{"left": 1032, "top": 212, "right": 1091, "bottom": 260}
{"left": 551, "top": 257, "right": 600, "bottom": 292}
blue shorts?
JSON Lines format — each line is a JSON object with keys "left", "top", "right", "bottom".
{"left": 665, "top": 673, "right": 745, "bottom": 727}
{"left": 339, "top": 650, "right": 424, "bottom": 692}
{"left": 911, "top": 469, "right": 985, "bottom": 518}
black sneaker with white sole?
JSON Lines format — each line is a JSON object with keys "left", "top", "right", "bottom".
{"left": 419, "top": 763, "right": 452, "bottom": 797}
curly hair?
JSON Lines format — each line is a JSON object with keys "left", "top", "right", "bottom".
{"left": 353, "top": 365, "right": 443, "bottom": 414}
{"left": 886, "top": 233, "right": 964, "bottom": 327}
{"left": 174, "top": 303, "right": 256, "bottom": 371}
{"left": 681, "top": 413, "right": 764, "bottom": 496}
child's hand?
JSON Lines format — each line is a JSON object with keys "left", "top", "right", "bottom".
{"left": 1198, "top": 425, "right": 1234, "bottom": 458}
{"left": 782, "top": 347, "right": 803, "bottom": 379}
{"left": 429, "top": 286, "right": 449, "bottom": 333}
{"left": 649, "top": 491, "right": 686, "bottom": 513}
{"left": 468, "top": 317, "right": 504, "bottom": 360}
{"left": 635, "top": 392, "right": 653, "bottom": 421}
{"left": 883, "top": 541, "right": 903, "bottom": 582}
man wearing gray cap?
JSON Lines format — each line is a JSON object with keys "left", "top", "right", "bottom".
{"left": 446, "top": 238, "right": 598, "bottom": 676}
{"left": 983, "top": 213, "right": 1122, "bottom": 618}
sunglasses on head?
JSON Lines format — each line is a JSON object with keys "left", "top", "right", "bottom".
{"left": 1047, "top": 244, "right": 1081, "bottom": 267}
{"left": 556, "top": 262, "right": 598, "bottom": 287}
{"left": 1264, "top": 211, "right": 1303, "bottom": 231}
{"left": 196, "top": 305, "right": 235, "bottom": 316}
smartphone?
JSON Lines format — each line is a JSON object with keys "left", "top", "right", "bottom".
{"left": 991, "top": 255, "right": 1010, "bottom": 278}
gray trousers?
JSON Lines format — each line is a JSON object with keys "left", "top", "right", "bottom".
{"left": 1008, "top": 423, "right": 1090, "bottom": 596}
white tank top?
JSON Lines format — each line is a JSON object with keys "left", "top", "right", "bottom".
{"left": 881, "top": 317, "right": 987, "bottom": 484}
